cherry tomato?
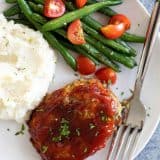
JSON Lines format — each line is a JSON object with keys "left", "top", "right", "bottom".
{"left": 67, "top": 19, "right": 86, "bottom": 45}
{"left": 77, "top": 56, "right": 96, "bottom": 75}
{"left": 44, "top": 0, "right": 65, "bottom": 18}
{"left": 101, "top": 23, "right": 125, "bottom": 39}
{"left": 76, "top": 0, "right": 87, "bottom": 8}
{"left": 109, "top": 14, "right": 131, "bottom": 30}
{"left": 95, "top": 67, "right": 117, "bottom": 84}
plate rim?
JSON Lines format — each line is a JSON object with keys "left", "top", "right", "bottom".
{"left": 132, "top": 1, "right": 160, "bottom": 159}
{"left": 0, "top": 0, "right": 159, "bottom": 160}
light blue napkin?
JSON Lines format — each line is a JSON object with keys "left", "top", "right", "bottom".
{"left": 140, "top": 0, "right": 155, "bottom": 12}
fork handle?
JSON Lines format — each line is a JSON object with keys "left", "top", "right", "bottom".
{"left": 137, "top": 0, "right": 160, "bottom": 83}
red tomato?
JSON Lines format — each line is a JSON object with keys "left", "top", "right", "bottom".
{"left": 101, "top": 23, "right": 125, "bottom": 39}
{"left": 77, "top": 56, "right": 96, "bottom": 75}
{"left": 109, "top": 14, "right": 131, "bottom": 30}
{"left": 95, "top": 67, "right": 117, "bottom": 84}
{"left": 76, "top": 0, "right": 87, "bottom": 8}
{"left": 44, "top": 0, "right": 65, "bottom": 18}
{"left": 67, "top": 19, "right": 86, "bottom": 45}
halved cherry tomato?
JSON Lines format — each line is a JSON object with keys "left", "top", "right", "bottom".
{"left": 44, "top": 0, "right": 65, "bottom": 18}
{"left": 101, "top": 23, "right": 125, "bottom": 40}
{"left": 109, "top": 14, "right": 131, "bottom": 30}
{"left": 77, "top": 56, "right": 96, "bottom": 75}
{"left": 76, "top": 0, "right": 87, "bottom": 8}
{"left": 67, "top": 19, "right": 86, "bottom": 45}
{"left": 95, "top": 67, "right": 117, "bottom": 84}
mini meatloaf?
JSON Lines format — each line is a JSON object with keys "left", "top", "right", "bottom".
{"left": 28, "top": 79, "right": 121, "bottom": 160}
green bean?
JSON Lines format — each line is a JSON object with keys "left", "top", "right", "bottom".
{"left": 87, "top": 0, "right": 121, "bottom": 17}
{"left": 114, "top": 39, "right": 136, "bottom": 56}
{"left": 29, "top": 13, "right": 99, "bottom": 65}
{"left": 55, "top": 29, "right": 120, "bottom": 72}
{"left": 18, "top": 13, "right": 27, "bottom": 19}
{"left": 30, "top": 14, "right": 103, "bottom": 67}
{"left": 87, "top": 0, "right": 119, "bottom": 16}
{"left": 41, "top": 0, "right": 122, "bottom": 31}
{"left": 44, "top": 32, "right": 77, "bottom": 70}
{"left": 28, "top": 1, "right": 43, "bottom": 14}
{"left": 81, "top": 17, "right": 137, "bottom": 55}
{"left": 3, "top": 4, "right": 21, "bottom": 17}
{"left": 121, "top": 33, "right": 146, "bottom": 43}
{"left": 82, "top": 23, "right": 136, "bottom": 56}
{"left": 65, "top": 1, "right": 136, "bottom": 56}
{"left": 8, "top": 18, "right": 35, "bottom": 29}
{"left": 13, "top": 19, "right": 31, "bottom": 25}
{"left": 32, "top": 13, "right": 47, "bottom": 24}
{"left": 5, "top": 0, "right": 17, "bottom": 3}
{"left": 33, "top": 0, "right": 44, "bottom": 5}
{"left": 87, "top": 0, "right": 145, "bottom": 43}
{"left": 81, "top": 43, "right": 120, "bottom": 72}
{"left": 58, "top": 39, "right": 100, "bottom": 65}
{"left": 17, "top": 0, "right": 77, "bottom": 70}
{"left": 85, "top": 34, "right": 137, "bottom": 68}
{"left": 100, "top": 7, "right": 117, "bottom": 17}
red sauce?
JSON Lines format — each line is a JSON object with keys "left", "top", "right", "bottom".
{"left": 28, "top": 79, "right": 120, "bottom": 160}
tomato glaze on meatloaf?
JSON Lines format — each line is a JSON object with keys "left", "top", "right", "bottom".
{"left": 28, "top": 79, "right": 121, "bottom": 160}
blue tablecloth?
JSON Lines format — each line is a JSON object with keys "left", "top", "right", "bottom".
{"left": 135, "top": 0, "right": 160, "bottom": 160}
{"left": 140, "top": 0, "right": 155, "bottom": 12}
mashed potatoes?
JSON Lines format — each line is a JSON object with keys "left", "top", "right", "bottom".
{"left": 0, "top": 14, "right": 56, "bottom": 122}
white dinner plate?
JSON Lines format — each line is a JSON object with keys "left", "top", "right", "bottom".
{"left": 0, "top": 0, "right": 160, "bottom": 159}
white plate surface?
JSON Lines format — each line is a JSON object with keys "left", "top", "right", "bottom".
{"left": 0, "top": 0, "right": 160, "bottom": 159}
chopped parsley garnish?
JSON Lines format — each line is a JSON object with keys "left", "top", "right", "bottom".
{"left": 147, "top": 113, "right": 150, "bottom": 117}
{"left": 100, "top": 111, "right": 108, "bottom": 122}
{"left": 60, "top": 118, "right": 70, "bottom": 137}
{"left": 52, "top": 136, "right": 62, "bottom": 142}
{"left": 76, "top": 128, "right": 80, "bottom": 136}
{"left": 49, "top": 128, "right": 53, "bottom": 135}
{"left": 101, "top": 115, "right": 107, "bottom": 122}
{"left": 89, "top": 123, "right": 96, "bottom": 129}
{"left": 120, "top": 92, "right": 124, "bottom": 96}
{"left": 15, "top": 124, "right": 25, "bottom": 136}
{"left": 36, "top": 108, "right": 44, "bottom": 112}
{"left": 41, "top": 145, "right": 48, "bottom": 153}
{"left": 83, "top": 147, "right": 88, "bottom": 153}
{"left": 52, "top": 118, "right": 70, "bottom": 142}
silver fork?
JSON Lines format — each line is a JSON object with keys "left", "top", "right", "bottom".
{"left": 107, "top": 1, "right": 160, "bottom": 160}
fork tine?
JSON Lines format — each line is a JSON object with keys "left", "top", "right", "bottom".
{"left": 114, "top": 125, "right": 132, "bottom": 160}
{"left": 122, "top": 127, "right": 139, "bottom": 160}
{"left": 128, "top": 129, "right": 140, "bottom": 160}
{"left": 107, "top": 125, "right": 125, "bottom": 160}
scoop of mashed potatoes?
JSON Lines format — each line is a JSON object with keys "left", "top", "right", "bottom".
{"left": 0, "top": 14, "right": 56, "bottom": 122}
